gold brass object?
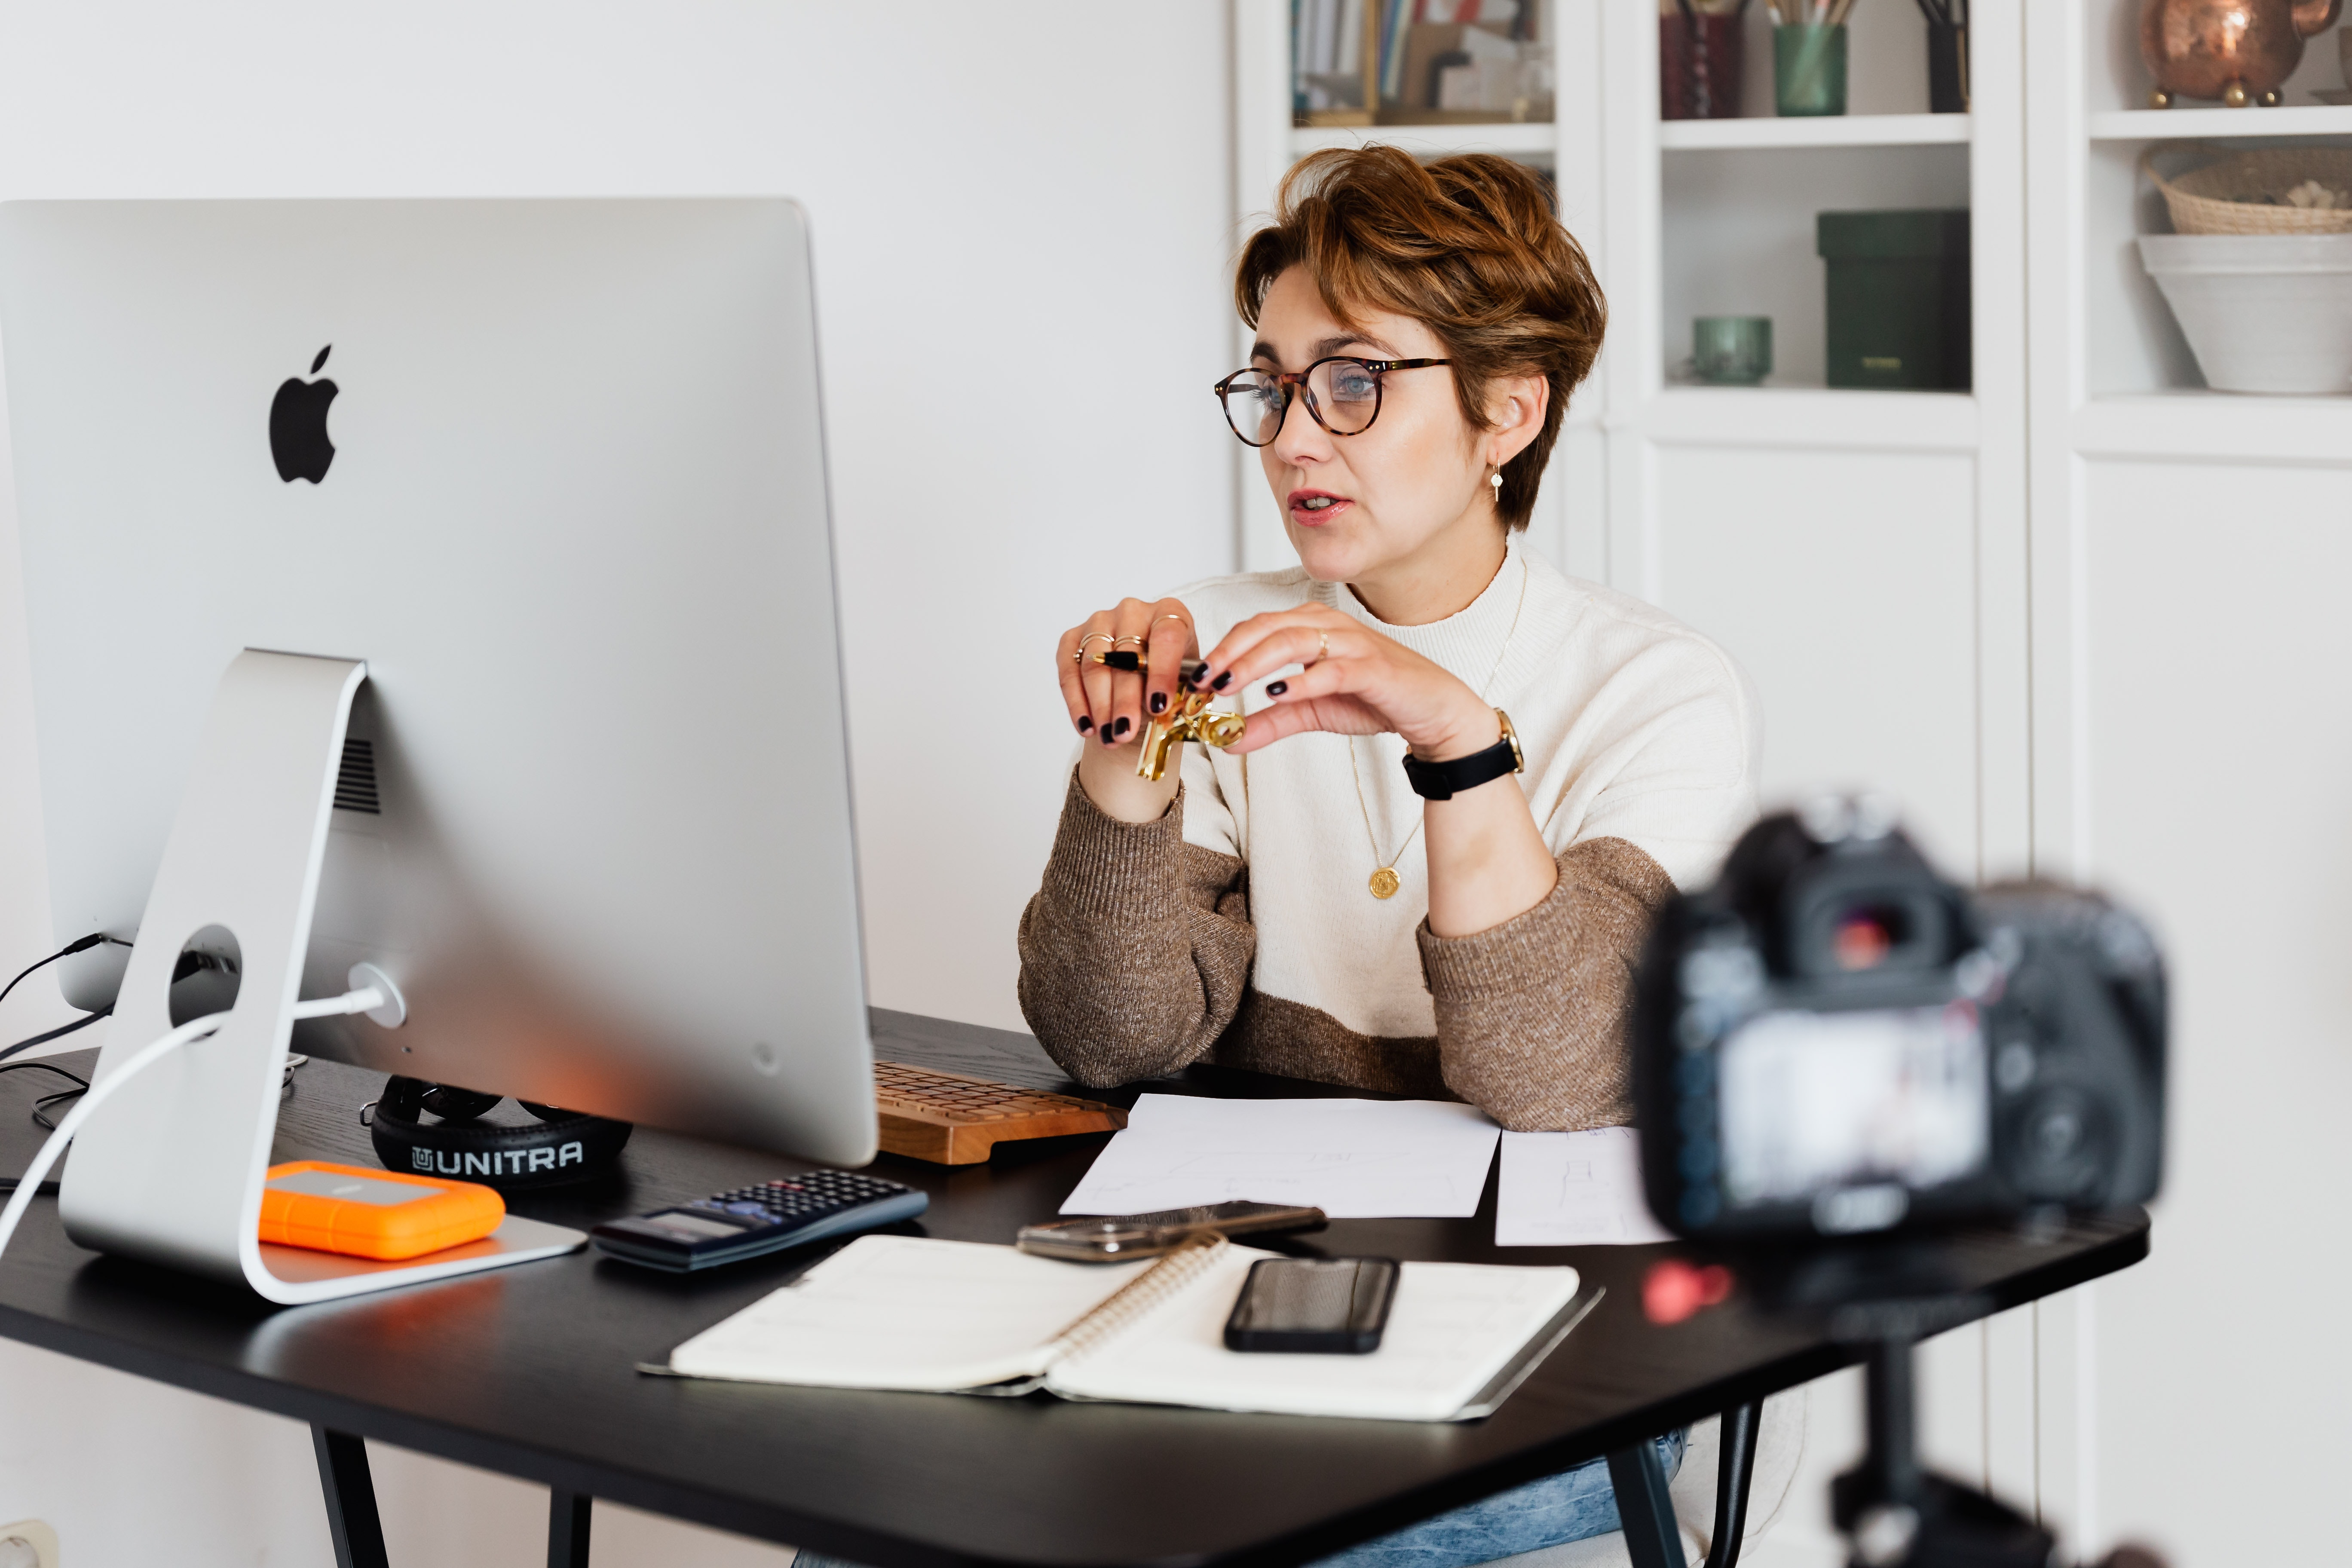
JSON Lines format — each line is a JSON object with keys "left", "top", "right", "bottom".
{"left": 2141, "top": 0, "right": 2341, "bottom": 108}
{"left": 1136, "top": 691, "right": 1244, "bottom": 783}
{"left": 1369, "top": 867, "right": 1403, "bottom": 900}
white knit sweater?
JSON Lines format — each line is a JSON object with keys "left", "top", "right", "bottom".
{"left": 1170, "top": 535, "right": 1761, "bottom": 1045}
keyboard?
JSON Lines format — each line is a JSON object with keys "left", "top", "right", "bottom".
{"left": 588, "top": 1169, "right": 928, "bottom": 1272}
{"left": 873, "top": 1060, "right": 1127, "bottom": 1165}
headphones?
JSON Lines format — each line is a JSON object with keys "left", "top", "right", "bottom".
{"left": 366, "top": 1078, "right": 632, "bottom": 1191}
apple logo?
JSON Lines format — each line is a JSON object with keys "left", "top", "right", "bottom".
{"left": 270, "top": 345, "right": 338, "bottom": 484}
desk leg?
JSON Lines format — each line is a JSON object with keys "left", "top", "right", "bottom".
{"left": 548, "top": 1487, "right": 592, "bottom": 1568}
{"left": 1607, "top": 1440, "right": 1687, "bottom": 1568}
{"left": 1706, "top": 1403, "right": 1761, "bottom": 1568}
{"left": 311, "top": 1427, "right": 392, "bottom": 1568}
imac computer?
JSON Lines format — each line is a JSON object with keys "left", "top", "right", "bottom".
{"left": 0, "top": 198, "right": 876, "bottom": 1300}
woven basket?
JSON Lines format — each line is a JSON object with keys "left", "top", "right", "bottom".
{"left": 2144, "top": 145, "right": 2352, "bottom": 236}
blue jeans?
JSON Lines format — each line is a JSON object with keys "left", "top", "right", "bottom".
{"left": 1309, "top": 1430, "right": 1686, "bottom": 1568}
{"left": 791, "top": 1430, "right": 1684, "bottom": 1568}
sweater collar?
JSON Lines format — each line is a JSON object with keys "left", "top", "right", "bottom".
{"left": 1314, "top": 533, "right": 1530, "bottom": 692}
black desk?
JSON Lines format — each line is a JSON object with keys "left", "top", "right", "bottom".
{"left": 0, "top": 1009, "right": 2147, "bottom": 1568}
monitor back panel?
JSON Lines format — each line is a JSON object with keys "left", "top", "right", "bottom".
{"left": 0, "top": 199, "right": 877, "bottom": 1165}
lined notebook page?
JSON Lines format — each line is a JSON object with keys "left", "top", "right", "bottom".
{"left": 1050, "top": 1251, "right": 1582, "bottom": 1421}
{"left": 668, "top": 1235, "right": 1151, "bottom": 1390}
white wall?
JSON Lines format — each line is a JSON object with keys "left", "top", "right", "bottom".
{"left": 0, "top": 5, "right": 1237, "bottom": 1563}
{"left": 2069, "top": 463, "right": 2352, "bottom": 1565}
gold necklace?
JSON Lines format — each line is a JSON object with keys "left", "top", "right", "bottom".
{"left": 1347, "top": 555, "right": 1530, "bottom": 900}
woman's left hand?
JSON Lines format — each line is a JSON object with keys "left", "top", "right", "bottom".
{"left": 1191, "top": 605, "right": 1501, "bottom": 762}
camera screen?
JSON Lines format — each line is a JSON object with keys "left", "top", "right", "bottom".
{"left": 1717, "top": 1003, "right": 1988, "bottom": 1207}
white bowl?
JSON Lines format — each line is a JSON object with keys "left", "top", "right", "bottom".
{"left": 2139, "top": 233, "right": 2352, "bottom": 395}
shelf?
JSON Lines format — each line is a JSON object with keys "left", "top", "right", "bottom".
{"left": 1620, "top": 386, "right": 1978, "bottom": 453}
{"left": 1660, "top": 114, "right": 1972, "bottom": 152}
{"left": 2089, "top": 105, "right": 2352, "bottom": 141}
{"left": 2073, "top": 392, "right": 2352, "bottom": 464}
{"left": 1289, "top": 121, "right": 1555, "bottom": 158}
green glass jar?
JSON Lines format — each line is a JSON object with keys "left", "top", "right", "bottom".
{"left": 1774, "top": 24, "right": 1848, "bottom": 117}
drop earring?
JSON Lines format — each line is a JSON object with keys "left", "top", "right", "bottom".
{"left": 1489, "top": 468, "right": 1503, "bottom": 496}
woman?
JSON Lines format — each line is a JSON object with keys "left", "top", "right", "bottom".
{"left": 1021, "top": 148, "right": 1757, "bottom": 1130}
{"left": 1013, "top": 148, "right": 1758, "bottom": 1568}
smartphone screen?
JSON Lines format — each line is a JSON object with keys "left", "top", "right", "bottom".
{"left": 1223, "top": 1256, "right": 1398, "bottom": 1354}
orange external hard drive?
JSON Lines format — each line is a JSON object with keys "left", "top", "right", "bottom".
{"left": 258, "top": 1161, "right": 506, "bottom": 1260}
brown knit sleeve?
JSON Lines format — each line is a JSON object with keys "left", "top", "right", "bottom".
{"left": 1016, "top": 770, "right": 1256, "bottom": 1088}
{"left": 1414, "top": 835, "right": 1674, "bottom": 1132}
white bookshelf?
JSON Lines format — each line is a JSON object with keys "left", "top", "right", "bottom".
{"left": 2088, "top": 104, "right": 2352, "bottom": 140}
{"left": 1660, "top": 112, "right": 1970, "bottom": 152}
{"left": 1290, "top": 121, "right": 1556, "bottom": 158}
{"left": 2040, "top": 0, "right": 2352, "bottom": 444}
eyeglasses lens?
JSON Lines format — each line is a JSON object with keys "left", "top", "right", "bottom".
{"left": 1309, "top": 360, "right": 1381, "bottom": 434}
{"left": 1222, "top": 362, "right": 1384, "bottom": 446}
{"left": 1225, "top": 372, "right": 1284, "bottom": 447}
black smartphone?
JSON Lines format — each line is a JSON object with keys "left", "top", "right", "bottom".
{"left": 1223, "top": 1256, "right": 1399, "bottom": 1354}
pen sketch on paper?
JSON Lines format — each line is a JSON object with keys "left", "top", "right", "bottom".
{"left": 1059, "top": 1094, "right": 1503, "bottom": 1219}
{"left": 1496, "top": 1127, "right": 1675, "bottom": 1246}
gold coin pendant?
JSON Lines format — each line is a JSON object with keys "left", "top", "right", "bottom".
{"left": 1368, "top": 867, "right": 1402, "bottom": 900}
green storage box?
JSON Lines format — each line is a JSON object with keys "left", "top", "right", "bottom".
{"left": 1817, "top": 209, "right": 1971, "bottom": 391}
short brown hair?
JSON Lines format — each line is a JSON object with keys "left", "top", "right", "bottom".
{"left": 1234, "top": 148, "right": 1605, "bottom": 532}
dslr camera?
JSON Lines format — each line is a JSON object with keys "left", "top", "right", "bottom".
{"left": 1632, "top": 797, "right": 2165, "bottom": 1241}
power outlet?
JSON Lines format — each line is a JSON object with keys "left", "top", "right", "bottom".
{"left": 0, "top": 1520, "right": 57, "bottom": 1568}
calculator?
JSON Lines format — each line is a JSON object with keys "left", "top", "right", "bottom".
{"left": 588, "top": 1170, "right": 928, "bottom": 1272}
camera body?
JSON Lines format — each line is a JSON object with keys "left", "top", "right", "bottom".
{"left": 1632, "top": 800, "right": 2166, "bottom": 1241}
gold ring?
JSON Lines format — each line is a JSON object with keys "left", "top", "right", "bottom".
{"left": 1075, "top": 632, "right": 1115, "bottom": 664}
{"left": 1315, "top": 629, "right": 1329, "bottom": 663}
{"left": 1152, "top": 613, "right": 1192, "bottom": 636}
{"left": 1112, "top": 635, "right": 1146, "bottom": 649}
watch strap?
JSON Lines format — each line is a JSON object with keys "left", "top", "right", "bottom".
{"left": 1401, "top": 710, "right": 1524, "bottom": 802}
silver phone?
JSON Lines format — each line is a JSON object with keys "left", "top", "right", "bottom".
{"left": 1016, "top": 1201, "right": 1326, "bottom": 1262}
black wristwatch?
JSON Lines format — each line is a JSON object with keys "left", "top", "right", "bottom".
{"left": 1401, "top": 709, "right": 1524, "bottom": 801}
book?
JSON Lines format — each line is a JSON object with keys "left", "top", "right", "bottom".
{"left": 649, "top": 1234, "right": 1595, "bottom": 1423}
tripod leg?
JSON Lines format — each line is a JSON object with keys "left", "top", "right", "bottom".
{"left": 1608, "top": 1439, "right": 1688, "bottom": 1568}
{"left": 311, "top": 1426, "right": 392, "bottom": 1568}
{"left": 1705, "top": 1403, "right": 1761, "bottom": 1568}
{"left": 548, "top": 1487, "right": 592, "bottom": 1568}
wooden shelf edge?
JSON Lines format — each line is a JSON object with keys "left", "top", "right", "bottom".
{"left": 1659, "top": 113, "right": 1972, "bottom": 152}
{"left": 2088, "top": 104, "right": 2352, "bottom": 142}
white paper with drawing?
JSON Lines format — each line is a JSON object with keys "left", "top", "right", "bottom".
{"left": 1496, "top": 1127, "right": 1675, "bottom": 1246}
{"left": 1059, "top": 1095, "right": 1502, "bottom": 1219}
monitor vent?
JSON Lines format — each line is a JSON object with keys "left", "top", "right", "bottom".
{"left": 334, "top": 738, "right": 381, "bottom": 815}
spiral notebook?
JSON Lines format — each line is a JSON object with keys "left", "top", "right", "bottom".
{"left": 646, "top": 1234, "right": 1594, "bottom": 1423}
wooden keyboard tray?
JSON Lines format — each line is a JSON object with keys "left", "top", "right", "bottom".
{"left": 873, "top": 1060, "right": 1127, "bottom": 1165}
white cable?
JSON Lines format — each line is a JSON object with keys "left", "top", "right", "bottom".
{"left": 292, "top": 984, "right": 386, "bottom": 1021}
{"left": 0, "top": 983, "right": 389, "bottom": 1265}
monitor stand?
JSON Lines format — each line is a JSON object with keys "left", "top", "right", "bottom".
{"left": 57, "top": 650, "right": 585, "bottom": 1303}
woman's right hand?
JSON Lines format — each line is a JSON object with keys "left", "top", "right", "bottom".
{"left": 1056, "top": 596, "right": 1196, "bottom": 822}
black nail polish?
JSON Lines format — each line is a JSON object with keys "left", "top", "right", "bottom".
{"left": 1266, "top": 680, "right": 1287, "bottom": 697}
{"left": 1101, "top": 726, "right": 1119, "bottom": 745}
{"left": 1114, "top": 716, "right": 1132, "bottom": 738}
{"left": 1077, "top": 716, "right": 1093, "bottom": 734}
{"left": 1149, "top": 692, "right": 1168, "bottom": 714}
{"left": 1212, "top": 671, "right": 1232, "bottom": 690}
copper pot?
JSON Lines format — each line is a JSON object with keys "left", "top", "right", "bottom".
{"left": 2141, "top": 0, "right": 2344, "bottom": 107}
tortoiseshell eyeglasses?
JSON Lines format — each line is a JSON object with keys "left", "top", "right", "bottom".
{"left": 1213, "top": 357, "right": 1452, "bottom": 447}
